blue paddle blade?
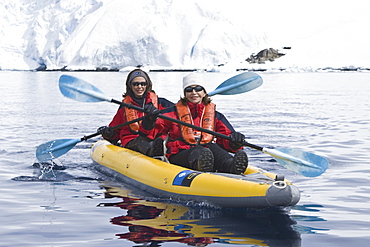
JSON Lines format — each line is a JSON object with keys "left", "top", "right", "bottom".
{"left": 36, "top": 138, "right": 81, "bottom": 162}
{"left": 263, "top": 148, "right": 328, "bottom": 177}
{"left": 59, "top": 75, "right": 111, "bottom": 102}
{"left": 208, "top": 72, "right": 263, "bottom": 96}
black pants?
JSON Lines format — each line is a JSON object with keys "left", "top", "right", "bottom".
{"left": 125, "top": 136, "right": 151, "bottom": 155}
{"left": 169, "top": 143, "right": 233, "bottom": 172}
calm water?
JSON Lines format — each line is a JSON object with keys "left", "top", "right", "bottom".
{"left": 0, "top": 71, "right": 369, "bottom": 247}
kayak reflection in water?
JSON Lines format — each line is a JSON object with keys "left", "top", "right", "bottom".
{"left": 98, "top": 185, "right": 302, "bottom": 247}
{"left": 100, "top": 187, "right": 214, "bottom": 246}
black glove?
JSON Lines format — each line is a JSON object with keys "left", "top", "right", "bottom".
{"left": 142, "top": 104, "right": 160, "bottom": 130}
{"left": 97, "top": 126, "right": 115, "bottom": 139}
{"left": 144, "top": 104, "right": 160, "bottom": 121}
{"left": 229, "top": 132, "right": 245, "bottom": 150}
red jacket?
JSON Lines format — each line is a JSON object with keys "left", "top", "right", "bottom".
{"left": 140, "top": 101, "right": 239, "bottom": 158}
{"left": 107, "top": 93, "right": 173, "bottom": 146}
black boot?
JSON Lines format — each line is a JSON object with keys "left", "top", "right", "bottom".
{"left": 195, "top": 148, "right": 214, "bottom": 172}
{"left": 230, "top": 150, "right": 248, "bottom": 174}
{"left": 147, "top": 138, "right": 164, "bottom": 157}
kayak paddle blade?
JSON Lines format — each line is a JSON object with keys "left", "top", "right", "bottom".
{"left": 59, "top": 75, "right": 111, "bottom": 102}
{"left": 36, "top": 138, "right": 81, "bottom": 162}
{"left": 263, "top": 148, "right": 329, "bottom": 177}
{"left": 208, "top": 72, "right": 263, "bottom": 96}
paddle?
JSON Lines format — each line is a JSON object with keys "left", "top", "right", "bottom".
{"left": 55, "top": 75, "right": 328, "bottom": 177}
{"left": 37, "top": 72, "right": 261, "bottom": 162}
{"left": 110, "top": 100, "right": 328, "bottom": 177}
{"left": 36, "top": 115, "right": 146, "bottom": 162}
{"left": 207, "top": 72, "right": 262, "bottom": 96}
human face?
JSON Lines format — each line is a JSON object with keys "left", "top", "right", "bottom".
{"left": 131, "top": 77, "right": 147, "bottom": 97}
{"left": 184, "top": 85, "right": 206, "bottom": 104}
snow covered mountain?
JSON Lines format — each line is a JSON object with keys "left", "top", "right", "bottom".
{"left": 1, "top": 0, "right": 370, "bottom": 71}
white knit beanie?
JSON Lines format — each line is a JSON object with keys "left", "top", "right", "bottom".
{"left": 182, "top": 73, "right": 206, "bottom": 90}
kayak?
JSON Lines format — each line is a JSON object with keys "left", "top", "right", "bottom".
{"left": 91, "top": 140, "right": 300, "bottom": 208}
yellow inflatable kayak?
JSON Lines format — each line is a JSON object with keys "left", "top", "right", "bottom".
{"left": 91, "top": 140, "right": 300, "bottom": 208}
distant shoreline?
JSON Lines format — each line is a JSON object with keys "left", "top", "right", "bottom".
{"left": 1, "top": 67, "right": 369, "bottom": 72}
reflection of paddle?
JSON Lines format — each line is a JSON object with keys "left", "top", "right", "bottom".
{"left": 36, "top": 72, "right": 262, "bottom": 163}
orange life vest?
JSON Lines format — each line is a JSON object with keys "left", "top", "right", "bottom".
{"left": 176, "top": 102, "right": 215, "bottom": 144}
{"left": 123, "top": 92, "right": 158, "bottom": 132}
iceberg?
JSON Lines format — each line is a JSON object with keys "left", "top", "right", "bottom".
{"left": 1, "top": 0, "right": 369, "bottom": 71}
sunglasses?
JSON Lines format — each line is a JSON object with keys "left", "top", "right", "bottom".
{"left": 184, "top": 85, "right": 204, "bottom": 93}
{"left": 132, "top": 81, "right": 148, "bottom": 87}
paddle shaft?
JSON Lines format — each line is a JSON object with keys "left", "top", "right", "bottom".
{"left": 99, "top": 100, "right": 326, "bottom": 173}
{"left": 110, "top": 99, "right": 328, "bottom": 174}
{"left": 110, "top": 99, "right": 263, "bottom": 151}
{"left": 81, "top": 114, "right": 145, "bottom": 141}
{"left": 158, "top": 114, "right": 263, "bottom": 151}
{"left": 81, "top": 102, "right": 168, "bottom": 141}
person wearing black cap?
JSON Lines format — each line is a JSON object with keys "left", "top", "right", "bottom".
{"left": 97, "top": 69, "right": 173, "bottom": 157}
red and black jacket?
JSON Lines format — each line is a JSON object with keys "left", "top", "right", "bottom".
{"left": 107, "top": 92, "right": 173, "bottom": 146}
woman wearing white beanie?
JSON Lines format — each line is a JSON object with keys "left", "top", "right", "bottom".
{"left": 182, "top": 73, "right": 207, "bottom": 90}
{"left": 140, "top": 73, "right": 248, "bottom": 174}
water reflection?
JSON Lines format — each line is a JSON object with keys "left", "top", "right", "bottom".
{"left": 98, "top": 185, "right": 302, "bottom": 247}
{"left": 12, "top": 161, "right": 96, "bottom": 182}
{"left": 290, "top": 204, "right": 329, "bottom": 235}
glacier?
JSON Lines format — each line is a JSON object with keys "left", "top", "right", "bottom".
{"left": 1, "top": 0, "right": 370, "bottom": 71}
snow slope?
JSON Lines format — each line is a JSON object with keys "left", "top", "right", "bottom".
{"left": 1, "top": 0, "right": 369, "bottom": 71}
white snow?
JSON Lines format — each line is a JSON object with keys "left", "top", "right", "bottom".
{"left": 1, "top": 0, "right": 370, "bottom": 71}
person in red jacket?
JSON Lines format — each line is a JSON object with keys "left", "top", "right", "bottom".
{"left": 140, "top": 73, "right": 248, "bottom": 174}
{"left": 98, "top": 69, "right": 173, "bottom": 157}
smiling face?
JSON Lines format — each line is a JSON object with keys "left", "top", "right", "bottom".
{"left": 131, "top": 76, "right": 147, "bottom": 97}
{"left": 184, "top": 85, "right": 206, "bottom": 104}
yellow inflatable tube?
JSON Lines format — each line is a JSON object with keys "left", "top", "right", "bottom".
{"left": 91, "top": 140, "right": 300, "bottom": 208}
